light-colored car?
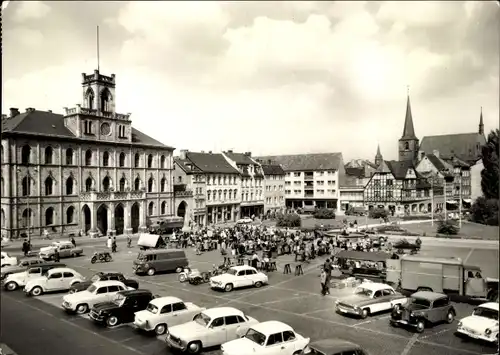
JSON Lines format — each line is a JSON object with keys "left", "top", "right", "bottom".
{"left": 221, "top": 320, "right": 310, "bottom": 355}
{"left": 1, "top": 258, "right": 45, "bottom": 279}
{"left": 134, "top": 296, "right": 205, "bottom": 335}
{"left": 210, "top": 265, "right": 268, "bottom": 292}
{"left": 62, "top": 280, "right": 133, "bottom": 314}
{"left": 1, "top": 251, "right": 18, "bottom": 267}
{"left": 236, "top": 217, "right": 253, "bottom": 224}
{"left": 335, "top": 282, "right": 408, "bottom": 319}
{"left": 39, "top": 241, "right": 83, "bottom": 260}
{"left": 24, "top": 267, "right": 84, "bottom": 296}
{"left": 456, "top": 302, "right": 499, "bottom": 346}
{"left": 165, "top": 307, "right": 259, "bottom": 354}
{"left": 2, "top": 263, "right": 66, "bottom": 291}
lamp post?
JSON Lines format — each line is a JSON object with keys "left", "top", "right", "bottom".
{"left": 18, "top": 167, "right": 37, "bottom": 244}
{"left": 459, "top": 171, "right": 463, "bottom": 228}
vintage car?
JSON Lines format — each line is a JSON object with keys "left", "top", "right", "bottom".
{"left": 2, "top": 262, "right": 66, "bottom": 291}
{"left": 335, "top": 282, "right": 408, "bottom": 319}
{"left": 62, "top": 280, "right": 134, "bottom": 314}
{"left": 390, "top": 291, "right": 456, "bottom": 333}
{"left": 1, "top": 251, "right": 18, "bottom": 267}
{"left": 236, "top": 217, "right": 253, "bottom": 224}
{"left": 165, "top": 307, "right": 259, "bottom": 354}
{"left": 1, "top": 258, "right": 45, "bottom": 280}
{"left": 89, "top": 289, "right": 154, "bottom": 327}
{"left": 134, "top": 296, "right": 205, "bottom": 335}
{"left": 221, "top": 320, "right": 310, "bottom": 355}
{"left": 39, "top": 241, "right": 83, "bottom": 260}
{"left": 69, "top": 272, "right": 139, "bottom": 293}
{"left": 303, "top": 338, "right": 369, "bottom": 355}
{"left": 455, "top": 302, "right": 499, "bottom": 346}
{"left": 24, "top": 267, "right": 84, "bottom": 296}
{"left": 210, "top": 265, "right": 268, "bottom": 292}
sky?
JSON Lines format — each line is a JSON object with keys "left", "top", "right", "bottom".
{"left": 2, "top": 1, "right": 499, "bottom": 161}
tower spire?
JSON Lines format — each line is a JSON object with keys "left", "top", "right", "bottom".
{"left": 401, "top": 90, "right": 416, "bottom": 139}
{"left": 479, "top": 106, "right": 484, "bottom": 135}
{"left": 375, "top": 143, "right": 383, "bottom": 167}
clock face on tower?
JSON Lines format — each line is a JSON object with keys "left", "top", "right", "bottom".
{"left": 100, "top": 123, "right": 111, "bottom": 136}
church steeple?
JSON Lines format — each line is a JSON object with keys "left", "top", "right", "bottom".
{"left": 398, "top": 88, "right": 419, "bottom": 163}
{"left": 375, "top": 144, "right": 383, "bottom": 167}
{"left": 479, "top": 107, "right": 484, "bottom": 135}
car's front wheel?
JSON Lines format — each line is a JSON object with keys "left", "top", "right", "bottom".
{"left": 76, "top": 304, "right": 88, "bottom": 314}
{"left": 5, "top": 281, "right": 17, "bottom": 291}
{"left": 416, "top": 320, "right": 425, "bottom": 333}
{"left": 254, "top": 281, "right": 263, "bottom": 288}
{"left": 360, "top": 308, "right": 369, "bottom": 319}
{"left": 30, "top": 286, "right": 43, "bottom": 297}
{"left": 186, "top": 341, "right": 202, "bottom": 354}
{"left": 446, "top": 311, "right": 455, "bottom": 324}
{"left": 154, "top": 323, "right": 167, "bottom": 335}
{"left": 147, "top": 268, "right": 156, "bottom": 276}
{"left": 106, "top": 316, "right": 119, "bottom": 327}
{"left": 224, "top": 283, "right": 234, "bottom": 292}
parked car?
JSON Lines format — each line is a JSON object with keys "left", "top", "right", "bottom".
{"left": 455, "top": 302, "right": 499, "bottom": 346}
{"left": 390, "top": 291, "right": 456, "bottom": 333}
{"left": 134, "top": 296, "right": 205, "bottom": 335}
{"left": 221, "top": 320, "right": 310, "bottom": 355}
{"left": 165, "top": 307, "right": 259, "bottom": 354}
{"left": 62, "top": 280, "right": 134, "bottom": 314}
{"left": 236, "top": 217, "right": 253, "bottom": 224}
{"left": 302, "top": 338, "right": 369, "bottom": 355}
{"left": 335, "top": 282, "right": 408, "bottom": 319}
{"left": 89, "top": 289, "right": 154, "bottom": 327}
{"left": 69, "top": 272, "right": 139, "bottom": 293}
{"left": 1, "top": 258, "right": 45, "bottom": 280}
{"left": 39, "top": 241, "right": 83, "bottom": 260}
{"left": 2, "top": 262, "right": 66, "bottom": 291}
{"left": 24, "top": 267, "right": 84, "bottom": 296}
{"left": 210, "top": 265, "right": 268, "bottom": 292}
{"left": 1, "top": 251, "right": 18, "bottom": 267}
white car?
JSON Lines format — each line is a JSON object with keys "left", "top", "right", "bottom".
{"left": 210, "top": 265, "right": 268, "bottom": 292}
{"left": 134, "top": 296, "right": 205, "bottom": 335}
{"left": 335, "top": 282, "right": 408, "bottom": 319}
{"left": 221, "top": 320, "right": 310, "bottom": 355}
{"left": 165, "top": 307, "right": 259, "bottom": 354}
{"left": 456, "top": 302, "right": 499, "bottom": 346}
{"left": 39, "top": 241, "right": 71, "bottom": 254}
{"left": 24, "top": 267, "right": 84, "bottom": 296}
{"left": 237, "top": 217, "right": 253, "bottom": 224}
{"left": 1, "top": 251, "right": 18, "bottom": 267}
{"left": 62, "top": 280, "right": 132, "bottom": 314}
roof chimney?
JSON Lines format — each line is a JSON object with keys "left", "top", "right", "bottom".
{"left": 1, "top": 114, "right": 7, "bottom": 121}
{"left": 179, "top": 149, "right": 188, "bottom": 160}
{"left": 200, "top": 150, "right": 205, "bottom": 153}
{"left": 244, "top": 151, "right": 252, "bottom": 157}
{"left": 48, "top": 110, "right": 52, "bottom": 113}
{"left": 25, "top": 108, "right": 35, "bottom": 113}
{"left": 433, "top": 150, "right": 439, "bottom": 158}
{"left": 9, "top": 108, "right": 19, "bottom": 118}
{"left": 227, "top": 150, "right": 233, "bottom": 153}
{"left": 208, "top": 151, "right": 212, "bottom": 154}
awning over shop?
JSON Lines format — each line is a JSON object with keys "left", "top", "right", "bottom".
{"left": 446, "top": 200, "right": 458, "bottom": 204}
{"left": 462, "top": 199, "right": 472, "bottom": 203}
{"left": 137, "top": 233, "right": 165, "bottom": 248}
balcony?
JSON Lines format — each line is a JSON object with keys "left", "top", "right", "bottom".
{"left": 304, "top": 172, "right": 314, "bottom": 181}
{"left": 175, "top": 190, "right": 193, "bottom": 198}
{"left": 174, "top": 184, "right": 187, "bottom": 192}
{"left": 79, "top": 190, "right": 145, "bottom": 201}
{"left": 304, "top": 185, "right": 314, "bottom": 190}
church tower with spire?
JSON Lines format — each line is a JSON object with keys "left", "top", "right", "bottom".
{"left": 398, "top": 91, "right": 419, "bottom": 163}
{"left": 479, "top": 107, "right": 484, "bottom": 136}
{"left": 374, "top": 144, "right": 383, "bottom": 167}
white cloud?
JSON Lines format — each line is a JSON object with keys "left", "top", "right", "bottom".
{"left": 5, "top": 27, "right": 44, "bottom": 47}
{"left": 376, "top": 1, "right": 463, "bottom": 27}
{"left": 12, "top": 1, "right": 51, "bottom": 22}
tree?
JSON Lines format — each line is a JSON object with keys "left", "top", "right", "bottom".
{"left": 470, "top": 196, "right": 499, "bottom": 226}
{"left": 481, "top": 129, "right": 499, "bottom": 199}
{"left": 437, "top": 219, "right": 459, "bottom": 235}
{"left": 369, "top": 207, "right": 388, "bottom": 219}
{"left": 313, "top": 208, "right": 336, "bottom": 219}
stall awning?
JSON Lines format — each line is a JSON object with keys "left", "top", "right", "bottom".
{"left": 446, "top": 200, "right": 458, "bottom": 204}
{"left": 334, "top": 250, "right": 392, "bottom": 263}
{"left": 463, "top": 199, "right": 472, "bottom": 203}
{"left": 137, "top": 233, "right": 161, "bottom": 248}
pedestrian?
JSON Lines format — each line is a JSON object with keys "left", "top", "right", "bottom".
{"left": 111, "top": 239, "right": 117, "bottom": 253}
{"left": 71, "top": 236, "right": 76, "bottom": 247}
{"left": 127, "top": 235, "right": 132, "bottom": 248}
{"left": 320, "top": 269, "right": 328, "bottom": 296}
{"left": 22, "top": 239, "right": 30, "bottom": 257}
{"left": 53, "top": 249, "right": 60, "bottom": 262}
{"left": 107, "top": 236, "right": 112, "bottom": 250}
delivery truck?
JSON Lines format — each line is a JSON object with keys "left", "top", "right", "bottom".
{"left": 386, "top": 255, "right": 499, "bottom": 301}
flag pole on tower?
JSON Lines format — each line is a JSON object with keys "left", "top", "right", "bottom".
{"left": 97, "top": 26, "right": 100, "bottom": 72}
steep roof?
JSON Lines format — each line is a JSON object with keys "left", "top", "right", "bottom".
{"left": 401, "top": 95, "right": 417, "bottom": 140}
{"left": 174, "top": 157, "right": 203, "bottom": 174}
{"left": 385, "top": 160, "right": 419, "bottom": 179}
{"left": 256, "top": 153, "right": 343, "bottom": 172}
{"left": 185, "top": 152, "right": 240, "bottom": 174}
{"left": 425, "top": 153, "right": 448, "bottom": 171}
{"left": 261, "top": 164, "right": 285, "bottom": 175}
{"left": 223, "top": 151, "right": 255, "bottom": 165}
{"left": 420, "top": 132, "right": 485, "bottom": 163}
{"left": 1, "top": 109, "right": 172, "bottom": 149}
{"left": 345, "top": 167, "right": 364, "bottom": 178}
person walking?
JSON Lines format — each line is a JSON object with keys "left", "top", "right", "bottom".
{"left": 127, "top": 235, "right": 132, "bottom": 248}
{"left": 53, "top": 249, "right": 60, "bottom": 262}
{"left": 70, "top": 237, "right": 76, "bottom": 248}
{"left": 320, "top": 269, "right": 327, "bottom": 296}
{"left": 22, "top": 239, "right": 30, "bottom": 257}
{"left": 111, "top": 239, "right": 117, "bottom": 253}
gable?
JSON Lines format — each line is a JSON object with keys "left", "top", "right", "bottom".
{"left": 405, "top": 168, "right": 416, "bottom": 179}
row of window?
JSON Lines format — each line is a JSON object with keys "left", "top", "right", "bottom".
{"left": 285, "top": 189, "right": 336, "bottom": 195}
{"left": 242, "top": 178, "right": 262, "bottom": 188}
{"left": 207, "top": 175, "right": 238, "bottom": 186}
{"left": 286, "top": 171, "right": 336, "bottom": 177}
{"left": 265, "top": 185, "right": 284, "bottom": 191}
{"left": 207, "top": 189, "right": 238, "bottom": 202}
{"left": 18, "top": 145, "right": 169, "bottom": 169}
{"left": 265, "top": 197, "right": 284, "bottom": 204}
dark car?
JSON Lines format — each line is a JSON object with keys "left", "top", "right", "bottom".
{"left": 69, "top": 272, "right": 139, "bottom": 293}
{"left": 303, "top": 338, "right": 369, "bottom": 355}
{"left": 390, "top": 291, "right": 456, "bottom": 333}
{"left": 89, "top": 289, "right": 153, "bottom": 327}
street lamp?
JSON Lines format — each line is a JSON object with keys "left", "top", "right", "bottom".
{"left": 17, "top": 167, "right": 37, "bottom": 244}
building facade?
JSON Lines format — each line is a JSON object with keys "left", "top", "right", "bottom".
{"left": 256, "top": 153, "right": 345, "bottom": 212}
{"left": 339, "top": 176, "right": 365, "bottom": 212}
{"left": 0, "top": 69, "right": 178, "bottom": 239}
{"left": 470, "top": 159, "right": 483, "bottom": 202}
{"left": 259, "top": 162, "right": 286, "bottom": 214}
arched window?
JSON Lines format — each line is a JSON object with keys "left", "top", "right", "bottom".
{"left": 234, "top": 189, "right": 237, "bottom": 198}
{"left": 161, "top": 201, "right": 166, "bottom": 214}
{"left": 218, "top": 190, "right": 222, "bottom": 200}
{"left": 65, "top": 177, "right": 74, "bottom": 195}
{"left": 223, "top": 189, "right": 227, "bottom": 200}
{"left": 22, "top": 208, "right": 33, "bottom": 228}
{"left": 45, "top": 207, "right": 54, "bottom": 226}
{"left": 404, "top": 142, "right": 409, "bottom": 150}
{"left": 65, "top": 148, "right": 73, "bottom": 165}
{"left": 160, "top": 155, "right": 166, "bottom": 169}
{"left": 102, "top": 176, "right": 111, "bottom": 192}
{"left": 85, "top": 177, "right": 93, "bottom": 192}
{"left": 102, "top": 151, "right": 110, "bottom": 167}
{"left": 119, "top": 177, "right": 126, "bottom": 192}
{"left": 228, "top": 190, "right": 232, "bottom": 200}
{"left": 207, "top": 191, "right": 211, "bottom": 201}
{"left": 148, "top": 177, "right": 154, "bottom": 192}
{"left": 161, "top": 177, "right": 166, "bottom": 192}
{"left": 134, "top": 177, "right": 140, "bottom": 191}
{"left": 45, "top": 177, "right": 53, "bottom": 195}
{"left": 100, "top": 88, "right": 111, "bottom": 112}
{"left": 45, "top": 146, "right": 53, "bottom": 164}
{"left": 86, "top": 88, "right": 94, "bottom": 109}
{"left": 134, "top": 153, "right": 140, "bottom": 168}
{"left": 147, "top": 154, "right": 153, "bottom": 168}
{"left": 66, "top": 206, "right": 75, "bottom": 224}
{"left": 22, "top": 176, "right": 31, "bottom": 196}
{"left": 148, "top": 202, "right": 154, "bottom": 216}
{"left": 21, "top": 145, "right": 31, "bottom": 165}
{"left": 85, "top": 149, "right": 92, "bottom": 166}
{"left": 119, "top": 152, "right": 125, "bottom": 167}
